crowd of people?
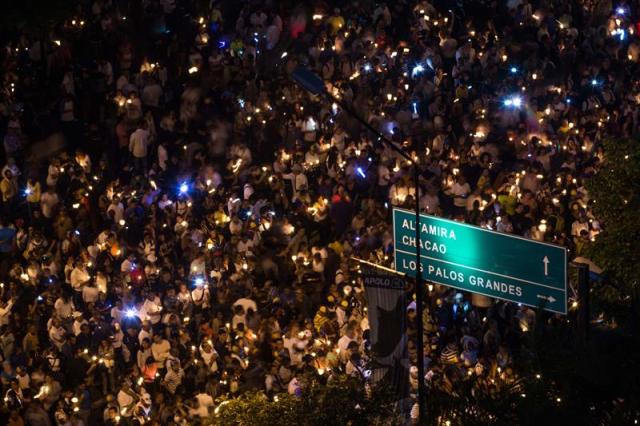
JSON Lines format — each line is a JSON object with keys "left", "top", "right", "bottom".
{"left": 0, "top": 0, "right": 634, "bottom": 424}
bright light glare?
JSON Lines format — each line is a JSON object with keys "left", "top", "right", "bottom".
{"left": 504, "top": 96, "right": 523, "bottom": 108}
{"left": 411, "top": 64, "right": 425, "bottom": 78}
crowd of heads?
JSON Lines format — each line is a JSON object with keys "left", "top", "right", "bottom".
{"left": 0, "top": 0, "right": 634, "bottom": 424}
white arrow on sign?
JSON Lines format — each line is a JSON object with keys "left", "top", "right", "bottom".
{"left": 543, "top": 256, "right": 549, "bottom": 276}
{"left": 537, "top": 294, "right": 556, "bottom": 303}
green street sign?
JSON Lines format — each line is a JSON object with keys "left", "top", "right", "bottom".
{"left": 393, "top": 208, "right": 567, "bottom": 314}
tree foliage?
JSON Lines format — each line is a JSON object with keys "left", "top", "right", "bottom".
{"left": 585, "top": 138, "right": 640, "bottom": 327}
{"left": 213, "top": 375, "right": 401, "bottom": 426}
{"left": 422, "top": 323, "right": 640, "bottom": 425}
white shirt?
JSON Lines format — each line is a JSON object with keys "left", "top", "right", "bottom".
{"left": 117, "top": 390, "right": 136, "bottom": 417}
{"left": 111, "top": 306, "right": 125, "bottom": 324}
{"left": 73, "top": 319, "right": 88, "bottom": 336}
{"left": 40, "top": 192, "right": 59, "bottom": 218}
{"left": 233, "top": 298, "right": 257, "bottom": 313}
{"left": 191, "top": 287, "right": 210, "bottom": 307}
{"left": 129, "top": 128, "right": 150, "bottom": 158}
{"left": 151, "top": 339, "right": 171, "bottom": 363}
{"left": 141, "top": 298, "right": 162, "bottom": 324}
{"left": 199, "top": 347, "right": 219, "bottom": 373}
{"left": 571, "top": 220, "right": 589, "bottom": 237}
{"left": 70, "top": 267, "right": 91, "bottom": 291}
{"left": 282, "top": 172, "right": 308, "bottom": 197}
{"left": 82, "top": 286, "right": 99, "bottom": 304}
{"left": 107, "top": 202, "right": 124, "bottom": 223}
{"left": 450, "top": 182, "right": 471, "bottom": 207}
{"left": 54, "top": 298, "right": 74, "bottom": 318}
{"left": 194, "top": 393, "right": 214, "bottom": 417}
{"left": 0, "top": 301, "right": 14, "bottom": 326}
{"left": 48, "top": 326, "right": 66, "bottom": 349}
{"left": 287, "top": 377, "right": 300, "bottom": 395}
{"left": 120, "top": 258, "right": 136, "bottom": 273}
{"left": 337, "top": 335, "right": 355, "bottom": 362}
{"left": 138, "top": 328, "right": 153, "bottom": 345}
{"left": 96, "top": 274, "right": 108, "bottom": 293}
{"left": 420, "top": 193, "right": 440, "bottom": 214}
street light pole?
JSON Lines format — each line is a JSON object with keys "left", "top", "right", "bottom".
{"left": 291, "top": 67, "right": 427, "bottom": 423}
{"left": 575, "top": 262, "right": 590, "bottom": 344}
{"left": 412, "top": 149, "right": 426, "bottom": 424}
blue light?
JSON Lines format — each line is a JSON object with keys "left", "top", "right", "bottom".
{"left": 238, "top": 98, "right": 245, "bottom": 108}
{"left": 24, "top": 187, "right": 32, "bottom": 196}
{"left": 426, "top": 58, "right": 434, "bottom": 70}
{"left": 510, "top": 66, "right": 517, "bottom": 74}
{"left": 616, "top": 6, "right": 626, "bottom": 15}
{"left": 411, "top": 64, "right": 425, "bottom": 78}
{"left": 591, "top": 79, "right": 598, "bottom": 86}
{"left": 503, "top": 96, "right": 523, "bottom": 108}
{"left": 218, "top": 40, "right": 227, "bottom": 49}
{"left": 356, "top": 167, "right": 366, "bottom": 178}
{"left": 125, "top": 309, "right": 137, "bottom": 318}
{"left": 412, "top": 102, "right": 418, "bottom": 114}
{"left": 613, "top": 28, "right": 626, "bottom": 40}
{"left": 566, "top": 98, "right": 572, "bottom": 104}
{"left": 37, "top": 296, "right": 43, "bottom": 302}
{"left": 179, "top": 182, "right": 189, "bottom": 194}
{"left": 363, "top": 63, "right": 372, "bottom": 72}
{"left": 194, "top": 277, "right": 204, "bottom": 287}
